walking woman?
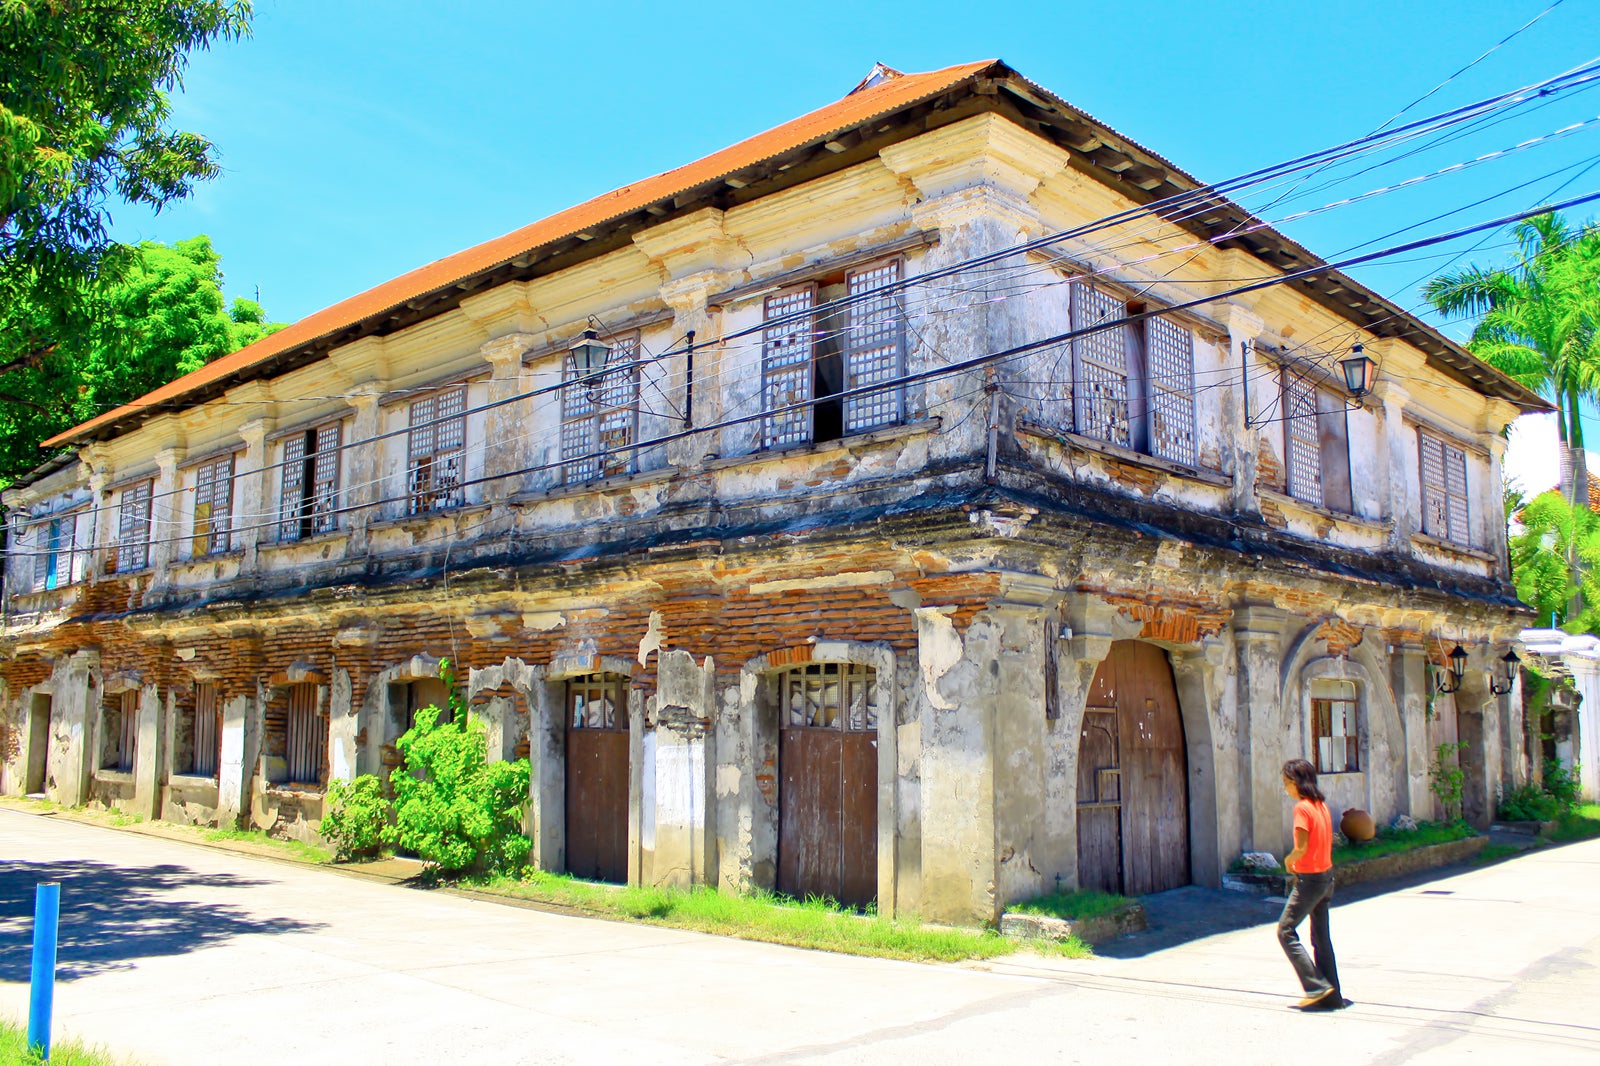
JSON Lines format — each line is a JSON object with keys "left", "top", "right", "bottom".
{"left": 1278, "top": 758, "right": 1344, "bottom": 1010}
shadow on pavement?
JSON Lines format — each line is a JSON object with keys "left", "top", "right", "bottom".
{"left": 0, "top": 858, "right": 324, "bottom": 980}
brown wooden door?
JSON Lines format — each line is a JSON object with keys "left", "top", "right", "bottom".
{"left": 1076, "top": 641, "right": 1189, "bottom": 896}
{"left": 565, "top": 676, "right": 629, "bottom": 883}
{"left": 776, "top": 663, "right": 878, "bottom": 909}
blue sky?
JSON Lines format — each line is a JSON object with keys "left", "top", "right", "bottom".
{"left": 115, "top": 1, "right": 1600, "bottom": 423}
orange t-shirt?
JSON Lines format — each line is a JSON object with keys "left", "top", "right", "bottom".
{"left": 1291, "top": 799, "right": 1333, "bottom": 874}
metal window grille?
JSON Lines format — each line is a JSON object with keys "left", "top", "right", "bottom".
{"left": 567, "top": 673, "right": 628, "bottom": 731}
{"left": 408, "top": 385, "right": 467, "bottom": 512}
{"left": 115, "top": 690, "right": 138, "bottom": 773}
{"left": 1283, "top": 371, "right": 1324, "bottom": 507}
{"left": 762, "top": 286, "right": 818, "bottom": 448}
{"left": 844, "top": 261, "right": 906, "bottom": 433}
{"left": 561, "top": 334, "right": 640, "bottom": 484}
{"left": 1145, "top": 315, "right": 1197, "bottom": 467}
{"left": 778, "top": 662, "right": 877, "bottom": 732}
{"left": 192, "top": 455, "right": 235, "bottom": 556}
{"left": 117, "top": 480, "right": 153, "bottom": 572}
{"left": 285, "top": 683, "right": 325, "bottom": 785}
{"left": 1313, "top": 695, "right": 1360, "bottom": 773}
{"left": 278, "top": 424, "right": 341, "bottom": 541}
{"left": 192, "top": 682, "right": 220, "bottom": 777}
{"left": 1070, "top": 283, "right": 1130, "bottom": 447}
{"left": 33, "top": 512, "right": 78, "bottom": 592}
{"left": 1419, "top": 432, "right": 1470, "bottom": 545}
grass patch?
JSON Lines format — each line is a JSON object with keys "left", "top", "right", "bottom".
{"left": 202, "top": 828, "right": 331, "bottom": 864}
{"left": 0, "top": 1017, "right": 132, "bottom": 1065}
{"left": 468, "top": 870, "right": 1088, "bottom": 962}
{"left": 1548, "top": 804, "right": 1600, "bottom": 843}
{"left": 1473, "top": 842, "right": 1525, "bottom": 864}
{"left": 1332, "top": 819, "right": 1477, "bottom": 865}
{"left": 1009, "top": 888, "right": 1133, "bottom": 921}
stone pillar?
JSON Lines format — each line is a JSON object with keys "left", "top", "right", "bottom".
{"left": 343, "top": 384, "right": 383, "bottom": 548}
{"left": 131, "top": 681, "right": 164, "bottom": 819}
{"left": 147, "top": 448, "right": 181, "bottom": 593}
{"left": 1373, "top": 381, "right": 1413, "bottom": 549}
{"left": 480, "top": 334, "right": 534, "bottom": 503}
{"left": 1169, "top": 638, "right": 1230, "bottom": 887}
{"left": 327, "top": 667, "right": 357, "bottom": 787}
{"left": 643, "top": 648, "right": 716, "bottom": 889}
{"left": 658, "top": 274, "right": 723, "bottom": 469}
{"left": 1047, "top": 598, "right": 1117, "bottom": 894}
{"left": 47, "top": 651, "right": 99, "bottom": 806}
{"left": 1218, "top": 305, "right": 1265, "bottom": 516}
{"left": 1232, "top": 605, "right": 1287, "bottom": 853}
{"left": 528, "top": 674, "right": 566, "bottom": 874}
{"left": 216, "top": 635, "right": 262, "bottom": 828}
{"left": 1457, "top": 665, "right": 1502, "bottom": 830}
{"left": 1570, "top": 654, "right": 1600, "bottom": 802}
{"left": 236, "top": 419, "right": 271, "bottom": 574}
{"left": 1391, "top": 642, "right": 1434, "bottom": 817}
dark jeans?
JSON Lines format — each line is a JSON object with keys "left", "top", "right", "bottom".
{"left": 1278, "top": 872, "right": 1340, "bottom": 997}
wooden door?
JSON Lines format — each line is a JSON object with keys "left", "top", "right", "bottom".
{"left": 777, "top": 664, "right": 878, "bottom": 909}
{"left": 1075, "top": 641, "right": 1189, "bottom": 896}
{"left": 565, "top": 675, "right": 629, "bottom": 883}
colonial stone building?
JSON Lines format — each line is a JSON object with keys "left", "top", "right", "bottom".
{"left": 0, "top": 60, "right": 1544, "bottom": 923}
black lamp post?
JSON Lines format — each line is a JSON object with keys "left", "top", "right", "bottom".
{"left": 1340, "top": 343, "right": 1376, "bottom": 398}
{"left": 1434, "top": 643, "right": 1468, "bottom": 695}
{"left": 1489, "top": 648, "right": 1521, "bottom": 696}
{"left": 568, "top": 329, "right": 611, "bottom": 380}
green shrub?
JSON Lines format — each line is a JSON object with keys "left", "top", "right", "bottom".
{"left": 321, "top": 774, "right": 390, "bottom": 861}
{"left": 1543, "top": 760, "right": 1581, "bottom": 812}
{"left": 1429, "top": 741, "right": 1467, "bottom": 821}
{"left": 1498, "top": 783, "right": 1560, "bottom": 822}
{"left": 387, "top": 660, "right": 531, "bottom": 875}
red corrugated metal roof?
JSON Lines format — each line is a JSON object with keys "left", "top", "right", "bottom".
{"left": 48, "top": 59, "right": 1000, "bottom": 449}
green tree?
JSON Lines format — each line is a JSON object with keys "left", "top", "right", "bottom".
{"left": 1, "top": 0, "right": 252, "bottom": 382}
{"left": 0, "top": 235, "right": 283, "bottom": 484}
{"left": 1425, "top": 213, "right": 1600, "bottom": 506}
{"left": 1509, "top": 489, "right": 1600, "bottom": 633}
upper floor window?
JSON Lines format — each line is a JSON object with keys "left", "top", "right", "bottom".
{"left": 278, "top": 422, "right": 341, "bottom": 542}
{"left": 1419, "top": 430, "right": 1470, "bottom": 545}
{"left": 116, "top": 480, "right": 154, "bottom": 572}
{"left": 1281, "top": 372, "right": 1353, "bottom": 512}
{"left": 1311, "top": 680, "right": 1360, "bottom": 774}
{"left": 562, "top": 332, "right": 640, "bottom": 484}
{"left": 31, "top": 510, "right": 85, "bottom": 591}
{"left": 1070, "top": 283, "right": 1196, "bottom": 467}
{"left": 761, "top": 259, "right": 906, "bottom": 449}
{"left": 192, "top": 454, "right": 235, "bottom": 556}
{"left": 407, "top": 386, "right": 466, "bottom": 513}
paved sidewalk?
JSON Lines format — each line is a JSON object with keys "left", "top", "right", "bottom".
{"left": 1, "top": 809, "right": 1596, "bottom": 1064}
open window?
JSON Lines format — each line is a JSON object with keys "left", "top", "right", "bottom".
{"left": 1311, "top": 679, "right": 1360, "bottom": 774}
{"left": 278, "top": 682, "right": 327, "bottom": 788}
{"left": 32, "top": 510, "right": 85, "bottom": 591}
{"left": 101, "top": 690, "right": 138, "bottom": 772}
{"left": 1281, "top": 370, "right": 1353, "bottom": 512}
{"left": 278, "top": 422, "right": 341, "bottom": 541}
{"left": 760, "top": 259, "right": 906, "bottom": 449}
{"left": 561, "top": 332, "right": 640, "bottom": 483}
{"left": 1070, "top": 283, "right": 1196, "bottom": 466}
{"left": 407, "top": 385, "right": 466, "bottom": 513}
{"left": 1419, "top": 430, "right": 1470, "bottom": 545}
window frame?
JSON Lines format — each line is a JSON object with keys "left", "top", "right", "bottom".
{"left": 1418, "top": 429, "right": 1471, "bottom": 545}
{"left": 278, "top": 421, "right": 343, "bottom": 542}
{"left": 406, "top": 384, "right": 467, "bottom": 514}
{"left": 32, "top": 510, "right": 85, "bottom": 591}
{"left": 566, "top": 673, "right": 629, "bottom": 732}
{"left": 102, "top": 689, "right": 138, "bottom": 773}
{"left": 189, "top": 682, "right": 221, "bottom": 779}
{"left": 777, "top": 662, "right": 878, "bottom": 733}
{"left": 561, "top": 332, "right": 641, "bottom": 484}
{"left": 116, "top": 479, "right": 155, "bottom": 572}
{"left": 191, "top": 453, "right": 237, "bottom": 557}
{"left": 1310, "top": 680, "right": 1361, "bottom": 775}
{"left": 1280, "top": 370, "right": 1354, "bottom": 513}
{"left": 283, "top": 682, "right": 327, "bottom": 788}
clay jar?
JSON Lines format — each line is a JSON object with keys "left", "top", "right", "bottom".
{"left": 1340, "top": 808, "right": 1376, "bottom": 842}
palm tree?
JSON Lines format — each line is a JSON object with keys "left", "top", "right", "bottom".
{"left": 1425, "top": 212, "right": 1600, "bottom": 506}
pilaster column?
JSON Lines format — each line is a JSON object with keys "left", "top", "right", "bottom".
{"left": 343, "top": 384, "right": 383, "bottom": 546}
{"left": 1373, "top": 381, "right": 1413, "bottom": 549}
{"left": 643, "top": 648, "right": 716, "bottom": 889}
{"left": 480, "top": 333, "right": 534, "bottom": 503}
{"left": 235, "top": 419, "right": 271, "bottom": 574}
{"left": 1391, "top": 642, "right": 1434, "bottom": 816}
{"left": 658, "top": 275, "right": 723, "bottom": 469}
{"left": 216, "top": 632, "right": 261, "bottom": 829}
{"left": 148, "top": 447, "right": 181, "bottom": 593}
{"left": 1232, "top": 604, "right": 1287, "bottom": 853}
{"left": 1218, "top": 305, "right": 1265, "bottom": 516}
{"left": 132, "top": 680, "right": 164, "bottom": 820}
{"left": 50, "top": 650, "right": 100, "bottom": 807}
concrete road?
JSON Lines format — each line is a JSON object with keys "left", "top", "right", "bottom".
{"left": 0, "top": 810, "right": 1596, "bottom": 1065}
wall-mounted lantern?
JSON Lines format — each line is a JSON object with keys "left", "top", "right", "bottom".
{"left": 1488, "top": 648, "right": 1521, "bottom": 696}
{"left": 1340, "top": 343, "right": 1377, "bottom": 398}
{"left": 568, "top": 329, "right": 612, "bottom": 380}
{"left": 1434, "top": 643, "right": 1468, "bottom": 695}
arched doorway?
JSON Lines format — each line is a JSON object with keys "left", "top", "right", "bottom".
{"left": 565, "top": 673, "right": 629, "bottom": 883}
{"left": 1076, "top": 640, "right": 1190, "bottom": 895}
{"left": 776, "top": 662, "right": 878, "bottom": 908}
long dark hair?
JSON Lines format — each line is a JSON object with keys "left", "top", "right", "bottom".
{"left": 1282, "top": 758, "right": 1325, "bottom": 803}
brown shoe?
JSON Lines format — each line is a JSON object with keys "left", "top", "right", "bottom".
{"left": 1295, "top": 988, "right": 1338, "bottom": 1009}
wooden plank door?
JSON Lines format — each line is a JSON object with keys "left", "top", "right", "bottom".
{"left": 565, "top": 676, "right": 629, "bottom": 883}
{"left": 1115, "top": 641, "right": 1189, "bottom": 896}
{"left": 1076, "top": 707, "right": 1123, "bottom": 893}
{"left": 776, "top": 663, "right": 878, "bottom": 909}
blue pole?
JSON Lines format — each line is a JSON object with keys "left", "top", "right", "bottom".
{"left": 29, "top": 881, "right": 59, "bottom": 1061}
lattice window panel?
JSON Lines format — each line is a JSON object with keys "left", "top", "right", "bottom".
{"left": 561, "top": 333, "right": 640, "bottom": 484}
{"left": 408, "top": 385, "right": 467, "bottom": 513}
{"left": 1070, "top": 283, "right": 1130, "bottom": 447}
{"left": 33, "top": 511, "right": 78, "bottom": 592}
{"left": 567, "top": 673, "right": 629, "bottom": 731}
{"left": 1146, "top": 315, "right": 1197, "bottom": 467}
{"left": 117, "top": 480, "right": 153, "bottom": 572}
{"left": 1419, "top": 432, "right": 1470, "bottom": 545}
{"left": 192, "top": 682, "right": 219, "bottom": 778}
{"left": 1282, "top": 371, "right": 1324, "bottom": 507}
{"left": 778, "top": 662, "right": 878, "bottom": 732}
{"left": 278, "top": 432, "right": 306, "bottom": 541}
{"left": 278, "top": 424, "right": 342, "bottom": 540}
{"left": 844, "top": 261, "right": 906, "bottom": 433}
{"left": 193, "top": 455, "right": 235, "bottom": 556}
{"left": 309, "top": 423, "right": 341, "bottom": 536}
{"left": 762, "top": 286, "right": 817, "bottom": 448}
{"left": 285, "top": 683, "right": 325, "bottom": 786}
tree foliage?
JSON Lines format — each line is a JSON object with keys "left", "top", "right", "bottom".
{"left": 0, "top": 235, "right": 282, "bottom": 484}
{"left": 1509, "top": 489, "right": 1600, "bottom": 633}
